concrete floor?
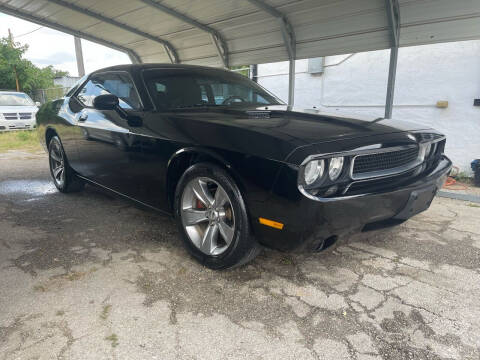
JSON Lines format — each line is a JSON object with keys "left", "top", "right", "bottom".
{"left": 1, "top": 151, "right": 480, "bottom": 360}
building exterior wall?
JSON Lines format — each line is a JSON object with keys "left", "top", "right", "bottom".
{"left": 53, "top": 76, "right": 81, "bottom": 89}
{"left": 258, "top": 41, "right": 480, "bottom": 173}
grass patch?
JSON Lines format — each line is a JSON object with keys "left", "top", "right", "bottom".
{"left": 33, "top": 284, "right": 47, "bottom": 292}
{"left": 105, "top": 333, "right": 119, "bottom": 347}
{"left": 467, "top": 203, "right": 480, "bottom": 208}
{"left": 100, "top": 304, "right": 112, "bottom": 320}
{"left": 279, "top": 255, "right": 294, "bottom": 265}
{"left": 454, "top": 172, "right": 474, "bottom": 185}
{"left": 64, "top": 271, "right": 86, "bottom": 282}
{"left": 0, "top": 130, "right": 42, "bottom": 152}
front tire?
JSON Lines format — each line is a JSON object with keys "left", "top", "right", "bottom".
{"left": 174, "top": 162, "right": 260, "bottom": 270}
{"left": 48, "top": 136, "right": 84, "bottom": 193}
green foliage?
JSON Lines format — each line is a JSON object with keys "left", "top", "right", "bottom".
{"left": 0, "top": 37, "right": 68, "bottom": 93}
{"left": 0, "top": 130, "right": 41, "bottom": 153}
{"left": 455, "top": 172, "right": 473, "bottom": 183}
{"left": 229, "top": 65, "right": 250, "bottom": 77}
{"left": 16, "top": 131, "right": 30, "bottom": 141}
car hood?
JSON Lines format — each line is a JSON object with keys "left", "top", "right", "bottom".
{"left": 230, "top": 105, "right": 428, "bottom": 143}
{"left": 144, "top": 105, "right": 432, "bottom": 163}
{"left": 0, "top": 105, "right": 38, "bottom": 113}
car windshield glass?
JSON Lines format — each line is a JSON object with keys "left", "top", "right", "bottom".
{"left": 66, "top": 74, "right": 88, "bottom": 97}
{"left": 0, "top": 93, "right": 35, "bottom": 106}
{"left": 144, "top": 69, "right": 284, "bottom": 109}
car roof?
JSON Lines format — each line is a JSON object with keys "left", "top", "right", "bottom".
{"left": 91, "top": 63, "right": 231, "bottom": 75}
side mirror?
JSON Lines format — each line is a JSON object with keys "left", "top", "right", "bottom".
{"left": 93, "top": 94, "right": 119, "bottom": 110}
{"left": 92, "top": 94, "right": 141, "bottom": 127}
{"left": 35, "top": 101, "right": 41, "bottom": 107}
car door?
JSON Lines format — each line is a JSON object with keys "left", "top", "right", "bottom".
{"left": 70, "top": 71, "right": 145, "bottom": 198}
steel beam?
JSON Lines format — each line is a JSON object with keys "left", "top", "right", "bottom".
{"left": 43, "top": 0, "right": 178, "bottom": 63}
{"left": 287, "top": 58, "right": 295, "bottom": 108}
{"left": 385, "top": 46, "right": 398, "bottom": 119}
{"left": 74, "top": 36, "right": 85, "bottom": 77}
{"left": 209, "top": 34, "right": 228, "bottom": 68}
{"left": 246, "top": 0, "right": 283, "bottom": 18}
{"left": 0, "top": 4, "right": 143, "bottom": 65}
{"left": 246, "top": 0, "right": 296, "bottom": 106}
{"left": 384, "top": 0, "right": 401, "bottom": 119}
{"left": 385, "top": 0, "right": 400, "bottom": 48}
{"left": 139, "top": 0, "right": 228, "bottom": 67}
{"left": 128, "top": 51, "right": 142, "bottom": 64}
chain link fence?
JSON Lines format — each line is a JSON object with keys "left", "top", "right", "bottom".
{"left": 29, "top": 87, "right": 69, "bottom": 104}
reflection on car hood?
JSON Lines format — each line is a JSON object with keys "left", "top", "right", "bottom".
{"left": 227, "top": 105, "right": 429, "bottom": 145}
{"left": 145, "top": 105, "right": 432, "bottom": 163}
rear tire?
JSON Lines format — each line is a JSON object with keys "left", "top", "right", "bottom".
{"left": 48, "top": 136, "right": 84, "bottom": 193}
{"left": 174, "top": 162, "right": 260, "bottom": 270}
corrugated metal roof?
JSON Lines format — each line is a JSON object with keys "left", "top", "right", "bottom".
{"left": 1, "top": 0, "right": 479, "bottom": 66}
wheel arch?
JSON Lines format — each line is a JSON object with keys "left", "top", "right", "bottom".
{"left": 45, "top": 126, "right": 58, "bottom": 148}
{"left": 166, "top": 147, "right": 246, "bottom": 210}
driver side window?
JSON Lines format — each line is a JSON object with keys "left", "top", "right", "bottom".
{"left": 76, "top": 72, "right": 141, "bottom": 110}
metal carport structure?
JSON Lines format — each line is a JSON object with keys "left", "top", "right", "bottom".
{"left": 1, "top": 0, "right": 480, "bottom": 117}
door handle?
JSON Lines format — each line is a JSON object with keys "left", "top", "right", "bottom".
{"left": 78, "top": 113, "right": 88, "bottom": 122}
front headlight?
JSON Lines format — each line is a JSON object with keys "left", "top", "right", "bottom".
{"left": 419, "top": 142, "right": 436, "bottom": 161}
{"left": 424, "top": 143, "right": 431, "bottom": 159}
{"left": 428, "top": 142, "right": 437, "bottom": 158}
{"left": 304, "top": 159, "right": 324, "bottom": 185}
{"left": 328, "top": 157, "right": 344, "bottom": 181}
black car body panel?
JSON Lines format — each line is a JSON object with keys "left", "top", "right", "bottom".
{"left": 37, "top": 64, "right": 451, "bottom": 252}
{"left": 255, "top": 156, "right": 451, "bottom": 251}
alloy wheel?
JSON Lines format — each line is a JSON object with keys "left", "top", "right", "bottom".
{"left": 180, "top": 177, "right": 235, "bottom": 256}
{"left": 49, "top": 140, "right": 65, "bottom": 187}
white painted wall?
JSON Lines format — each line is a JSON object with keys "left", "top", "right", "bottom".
{"left": 53, "top": 76, "right": 81, "bottom": 89}
{"left": 258, "top": 41, "right": 480, "bottom": 173}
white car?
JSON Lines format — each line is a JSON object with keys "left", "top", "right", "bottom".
{"left": 0, "top": 91, "right": 40, "bottom": 131}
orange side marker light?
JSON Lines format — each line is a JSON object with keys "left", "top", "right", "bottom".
{"left": 259, "top": 217, "right": 284, "bottom": 230}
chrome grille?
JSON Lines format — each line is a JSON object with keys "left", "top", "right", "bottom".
{"left": 19, "top": 113, "right": 32, "bottom": 119}
{"left": 1, "top": 112, "right": 32, "bottom": 120}
{"left": 352, "top": 146, "right": 419, "bottom": 176}
{"left": 3, "top": 113, "right": 18, "bottom": 120}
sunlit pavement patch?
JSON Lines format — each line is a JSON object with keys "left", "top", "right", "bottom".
{"left": 0, "top": 179, "right": 57, "bottom": 200}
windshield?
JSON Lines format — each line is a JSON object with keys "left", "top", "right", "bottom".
{"left": 144, "top": 69, "right": 284, "bottom": 109}
{"left": 0, "top": 93, "right": 35, "bottom": 106}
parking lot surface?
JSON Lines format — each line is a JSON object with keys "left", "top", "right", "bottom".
{"left": 1, "top": 151, "right": 480, "bottom": 360}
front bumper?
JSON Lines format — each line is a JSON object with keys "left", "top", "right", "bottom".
{"left": 0, "top": 119, "right": 36, "bottom": 131}
{"left": 252, "top": 156, "right": 452, "bottom": 252}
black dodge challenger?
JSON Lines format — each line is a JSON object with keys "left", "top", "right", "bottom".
{"left": 37, "top": 64, "right": 451, "bottom": 269}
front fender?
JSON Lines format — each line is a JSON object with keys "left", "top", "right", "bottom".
{"left": 167, "top": 146, "right": 285, "bottom": 217}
